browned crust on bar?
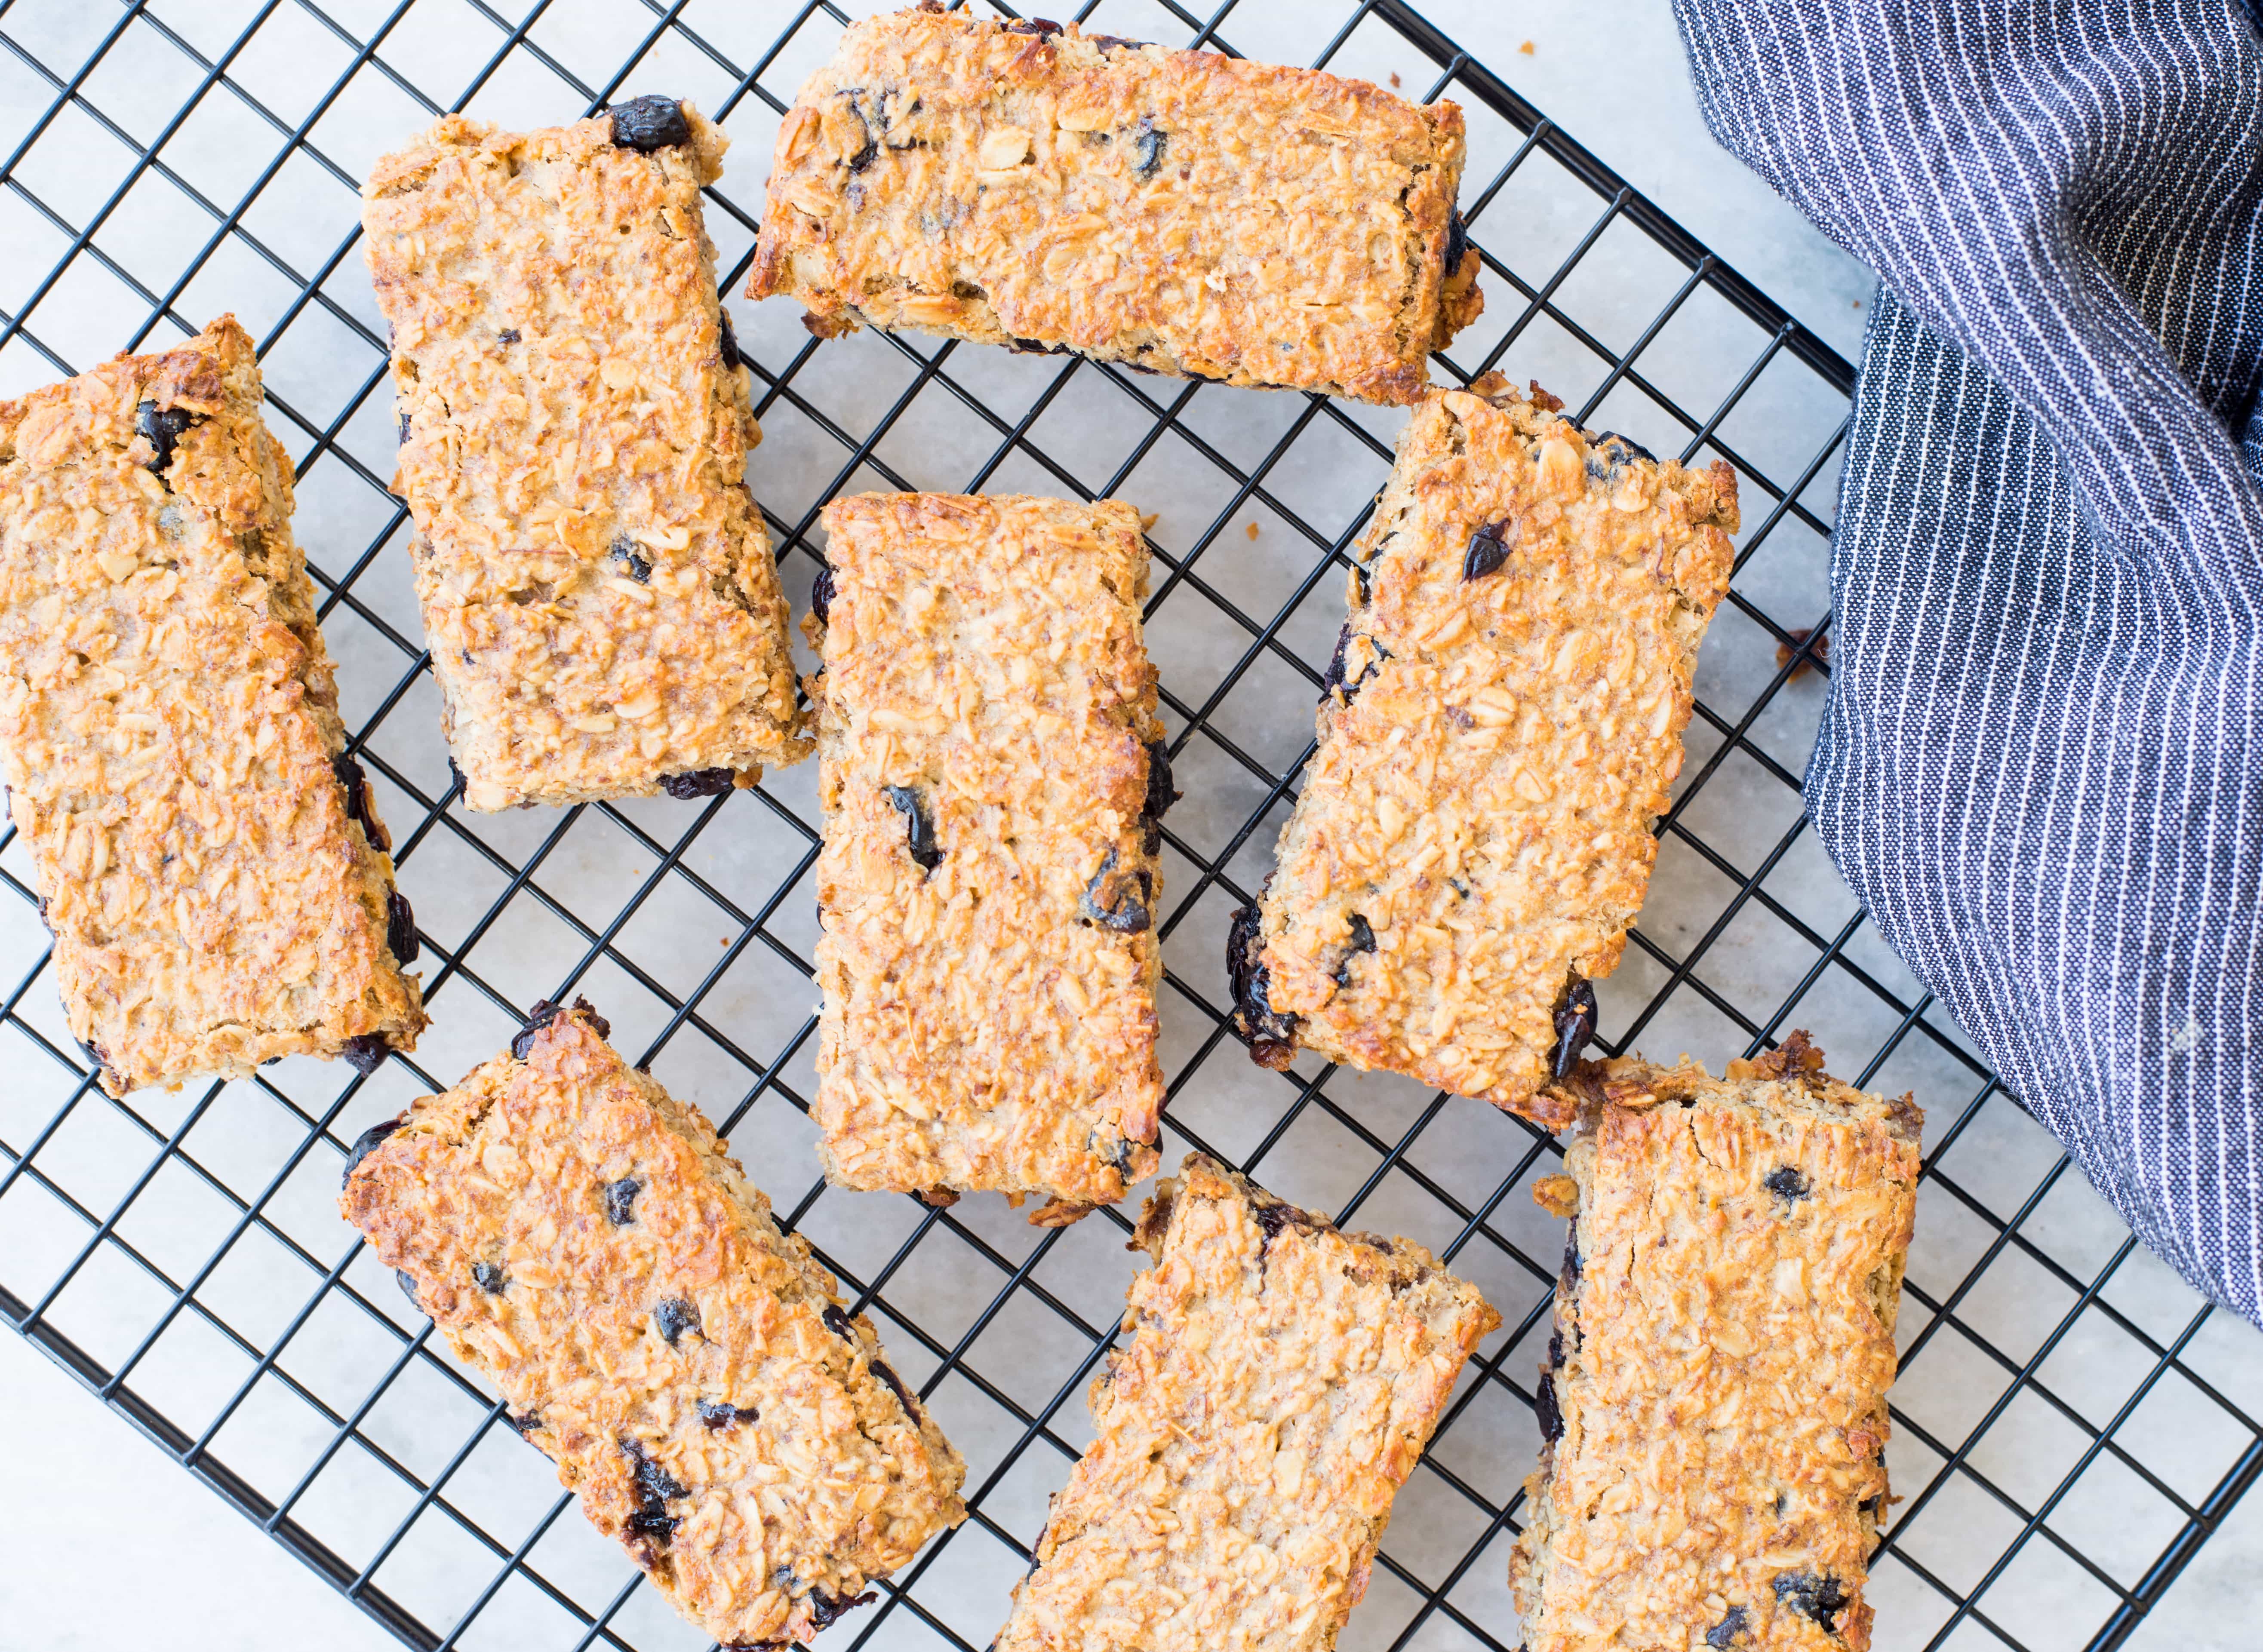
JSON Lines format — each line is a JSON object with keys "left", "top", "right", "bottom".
{"left": 1511, "top": 1040, "right": 1921, "bottom": 1652}
{"left": 811, "top": 492, "right": 1165, "bottom": 1214}
{"left": 339, "top": 1003, "right": 966, "bottom": 1647}
{"left": 1241, "top": 377, "right": 1737, "bottom": 1119}
{"left": 748, "top": 6, "right": 1483, "bottom": 405}
{"left": 363, "top": 105, "right": 806, "bottom": 810}
{"left": 994, "top": 1152, "right": 1500, "bottom": 1652}
{"left": 0, "top": 316, "right": 425, "bottom": 1094}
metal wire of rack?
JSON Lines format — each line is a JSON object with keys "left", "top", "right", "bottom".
{"left": 0, "top": 2, "right": 2258, "bottom": 1649}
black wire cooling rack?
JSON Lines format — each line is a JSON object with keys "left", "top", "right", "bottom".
{"left": 3, "top": 2, "right": 2260, "bottom": 1649}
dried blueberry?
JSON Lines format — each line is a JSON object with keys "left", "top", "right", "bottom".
{"left": 512, "top": 995, "right": 608, "bottom": 1059}
{"left": 605, "top": 1177, "right": 642, "bottom": 1225}
{"left": 135, "top": 400, "right": 193, "bottom": 477}
{"left": 1445, "top": 207, "right": 1470, "bottom": 274}
{"left": 661, "top": 767, "right": 735, "bottom": 799}
{"left": 1462, "top": 519, "right": 1512, "bottom": 581}
{"left": 653, "top": 1296, "right": 700, "bottom": 1345}
{"left": 609, "top": 94, "right": 690, "bottom": 153}
{"left": 1550, "top": 975, "right": 1597, "bottom": 1080}
{"left": 513, "top": 1001, "right": 565, "bottom": 1059}
{"left": 1534, "top": 1369, "right": 1563, "bottom": 1443}
{"left": 1334, "top": 912, "right": 1377, "bottom": 989}
{"left": 810, "top": 565, "right": 835, "bottom": 625}
{"left": 1706, "top": 1606, "right": 1750, "bottom": 1649}
{"left": 385, "top": 888, "right": 419, "bottom": 965}
{"left": 1319, "top": 624, "right": 1388, "bottom": 703}
{"left": 884, "top": 784, "right": 943, "bottom": 871}
{"left": 718, "top": 308, "right": 741, "bottom": 371}
{"left": 498, "top": 328, "right": 520, "bottom": 345}
{"left": 341, "top": 1116, "right": 402, "bottom": 1186}
{"left": 1142, "top": 739, "right": 1178, "bottom": 823}
{"left": 1253, "top": 1198, "right": 1317, "bottom": 1247}
{"left": 1595, "top": 430, "right": 1657, "bottom": 464}
{"left": 610, "top": 536, "right": 652, "bottom": 583}
{"left": 1090, "top": 34, "right": 1150, "bottom": 51}
{"left": 1079, "top": 847, "right": 1150, "bottom": 933}
{"left": 1005, "top": 17, "right": 1062, "bottom": 35}
{"left": 506, "top": 1409, "right": 544, "bottom": 1438}
{"left": 1227, "top": 900, "right": 1298, "bottom": 1068}
{"left": 397, "top": 411, "right": 411, "bottom": 446}
{"left": 1772, "top": 1573, "right": 1848, "bottom": 1633}
{"left": 1132, "top": 117, "right": 1166, "bottom": 178}
{"left": 1546, "top": 1328, "right": 1564, "bottom": 1368}
{"left": 872, "top": 1357, "right": 921, "bottom": 1420}
{"left": 396, "top": 1269, "right": 422, "bottom": 1311}
{"left": 341, "top": 1033, "right": 391, "bottom": 1075}
{"left": 474, "top": 1262, "right": 506, "bottom": 1293}
{"left": 1560, "top": 1232, "right": 1582, "bottom": 1289}
{"left": 698, "top": 1398, "right": 759, "bottom": 1429}
{"left": 621, "top": 1438, "right": 687, "bottom": 1539}
{"left": 821, "top": 1303, "right": 858, "bottom": 1342}
{"left": 332, "top": 753, "right": 370, "bottom": 829}
{"left": 807, "top": 1589, "right": 876, "bottom": 1630}
{"left": 841, "top": 93, "right": 879, "bottom": 173}
{"left": 1765, "top": 1165, "right": 1812, "bottom": 1201}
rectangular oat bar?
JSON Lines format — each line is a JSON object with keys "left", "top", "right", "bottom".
{"left": 749, "top": 6, "right": 1484, "bottom": 406}
{"left": 1513, "top": 1037, "right": 1920, "bottom": 1652}
{"left": 812, "top": 492, "right": 1166, "bottom": 1218}
{"left": 0, "top": 316, "right": 426, "bottom": 1096}
{"left": 995, "top": 1152, "right": 1499, "bottom": 1652}
{"left": 363, "top": 100, "right": 806, "bottom": 810}
{"left": 338, "top": 999, "right": 966, "bottom": 1647}
{"left": 1229, "top": 375, "right": 1739, "bottom": 1123}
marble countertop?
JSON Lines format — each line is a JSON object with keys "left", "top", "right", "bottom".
{"left": 0, "top": 3, "right": 2253, "bottom": 1650}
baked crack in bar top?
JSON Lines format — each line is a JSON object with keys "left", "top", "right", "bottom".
{"left": 363, "top": 99, "right": 806, "bottom": 811}
{"left": 995, "top": 1153, "right": 1499, "bottom": 1652}
{"left": 339, "top": 1000, "right": 967, "bottom": 1647}
{"left": 0, "top": 316, "right": 426, "bottom": 1096}
{"left": 1513, "top": 1036, "right": 1920, "bottom": 1652}
{"left": 812, "top": 493, "right": 1165, "bottom": 1217}
{"left": 1229, "top": 377, "right": 1738, "bottom": 1122}
{"left": 748, "top": 5, "right": 1483, "bottom": 405}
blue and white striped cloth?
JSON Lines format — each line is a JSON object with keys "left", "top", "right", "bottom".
{"left": 1671, "top": 0, "right": 2263, "bottom": 1326}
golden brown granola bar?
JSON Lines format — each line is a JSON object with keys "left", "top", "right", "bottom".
{"left": 811, "top": 493, "right": 1165, "bottom": 1219}
{"left": 363, "top": 99, "right": 806, "bottom": 811}
{"left": 1513, "top": 1038, "right": 1920, "bottom": 1652}
{"left": 748, "top": 6, "right": 1483, "bottom": 405}
{"left": 0, "top": 316, "right": 426, "bottom": 1096}
{"left": 995, "top": 1153, "right": 1498, "bottom": 1652}
{"left": 1229, "top": 377, "right": 1738, "bottom": 1123}
{"left": 338, "top": 999, "right": 966, "bottom": 1647}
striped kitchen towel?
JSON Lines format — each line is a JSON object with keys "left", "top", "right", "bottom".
{"left": 1671, "top": 0, "right": 2263, "bottom": 1326}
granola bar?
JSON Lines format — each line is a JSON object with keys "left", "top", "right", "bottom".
{"left": 994, "top": 1153, "right": 1497, "bottom": 1652}
{"left": 1229, "top": 376, "right": 1739, "bottom": 1123}
{"left": 0, "top": 316, "right": 426, "bottom": 1096}
{"left": 338, "top": 999, "right": 967, "bottom": 1647}
{"left": 1513, "top": 1037, "right": 1920, "bottom": 1652}
{"left": 811, "top": 492, "right": 1166, "bottom": 1218}
{"left": 748, "top": 6, "right": 1484, "bottom": 406}
{"left": 363, "top": 99, "right": 806, "bottom": 811}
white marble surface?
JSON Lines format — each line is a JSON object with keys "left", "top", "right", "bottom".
{"left": 0, "top": 3, "right": 2253, "bottom": 1650}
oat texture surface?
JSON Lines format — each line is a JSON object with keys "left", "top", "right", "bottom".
{"left": 363, "top": 104, "right": 805, "bottom": 810}
{"left": 1511, "top": 1039, "right": 1921, "bottom": 1652}
{"left": 812, "top": 492, "right": 1166, "bottom": 1216}
{"left": 1238, "top": 377, "right": 1738, "bottom": 1121}
{"left": 749, "top": 6, "right": 1484, "bottom": 405}
{"left": 0, "top": 316, "right": 426, "bottom": 1096}
{"left": 993, "top": 1152, "right": 1500, "bottom": 1652}
{"left": 339, "top": 1002, "right": 967, "bottom": 1648}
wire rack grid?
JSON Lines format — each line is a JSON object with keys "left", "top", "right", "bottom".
{"left": 0, "top": 1, "right": 2258, "bottom": 1649}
